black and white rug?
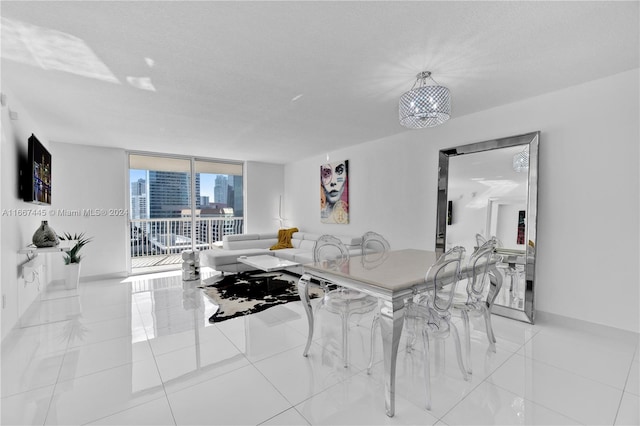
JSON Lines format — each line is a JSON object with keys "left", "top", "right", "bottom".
{"left": 201, "top": 271, "right": 321, "bottom": 323}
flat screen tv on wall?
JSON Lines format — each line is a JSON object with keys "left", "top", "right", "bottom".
{"left": 24, "top": 134, "right": 52, "bottom": 205}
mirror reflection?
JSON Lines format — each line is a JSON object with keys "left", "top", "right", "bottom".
{"left": 437, "top": 132, "right": 538, "bottom": 323}
{"left": 447, "top": 146, "right": 528, "bottom": 309}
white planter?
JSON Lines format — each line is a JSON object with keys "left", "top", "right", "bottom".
{"left": 64, "top": 263, "right": 81, "bottom": 290}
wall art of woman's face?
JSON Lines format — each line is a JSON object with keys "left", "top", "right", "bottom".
{"left": 320, "top": 159, "right": 349, "bottom": 224}
{"left": 321, "top": 161, "right": 347, "bottom": 204}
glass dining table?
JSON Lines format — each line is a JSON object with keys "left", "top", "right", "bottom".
{"left": 297, "top": 248, "right": 502, "bottom": 417}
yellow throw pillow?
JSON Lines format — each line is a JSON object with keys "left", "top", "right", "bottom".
{"left": 270, "top": 227, "right": 299, "bottom": 250}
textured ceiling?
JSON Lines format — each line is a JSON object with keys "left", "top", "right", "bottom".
{"left": 1, "top": 1, "right": 638, "bottom": 163}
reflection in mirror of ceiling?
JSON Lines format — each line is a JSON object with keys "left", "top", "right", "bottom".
{"left": 465, "top": 180, "right": 521, "bottom": 209}
{"left": 0, "top": 17, "right": 119, "bottom": 84}
{"left": 448, "top": 145, "right": 529, "bottom": 209}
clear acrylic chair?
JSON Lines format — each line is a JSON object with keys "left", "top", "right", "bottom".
{"left": 313, "top": 235, "right": 350, "bottom": 272}
{"left": 493, "top": 239, "right": 525, "bottom": 307}
{"left": 313, "top": 235, "right": 378, "bottom": 368}
{"left": 360, "top": 232, "right": 391, "bottom": 362}
{"left": 452, "top": 237, "right": 501, "bottom": 375}
{"left": 360, "top": 231, "right": 391, "bottom": 269}
{"left": 361, "top": 231, "right": 391, "bottom": 254}
{"left": 403, "top": 246, "right": 469, "bottom": 410}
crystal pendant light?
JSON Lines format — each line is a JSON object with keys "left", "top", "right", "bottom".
{"left": 513, "top": 148, "right": 529, "bottom": 172}
{"left": 399, "top": 71, "right": 450, "bottom": 128}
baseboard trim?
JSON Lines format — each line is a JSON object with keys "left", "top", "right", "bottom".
{"left": 536, "top": 310, "right": 639, "bottom": 338}
{"left": 79, "top": 271, "right": 129, "bottom": 282}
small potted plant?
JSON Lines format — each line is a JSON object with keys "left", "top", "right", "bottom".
{"left": 58, "top": 232, "right": 92, "bottom": 289}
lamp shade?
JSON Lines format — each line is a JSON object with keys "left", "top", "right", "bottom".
{"left": 399, "top": 73, "right": 450, "bottom": 129}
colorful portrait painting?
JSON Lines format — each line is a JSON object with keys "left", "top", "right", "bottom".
{"left": 320, "top": 159, "right": 349, "bottom": 224}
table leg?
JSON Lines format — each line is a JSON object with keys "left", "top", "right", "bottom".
{"left": 378, "top": 297, "right": 405, "bottom": 417}
{"left": 298, "top": 274, "right": 314, "bottom": 357}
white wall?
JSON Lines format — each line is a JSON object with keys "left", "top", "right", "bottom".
{"left": 244, "top": 161, "right": 285, "bottom": 234}
{"left": 1, "top": 89, "right": 56, "bottom": 339}
{"left": 285, "top": 69, "right": 640, "bottom": 332}
{"left": 285, "top": 135, "right": 434, "bottom": 247}
{"left": 49, "top": 142, "right": 128, "bottom": 280}
{"left": 494, "top": 203, "right": 526, "bottom": 249}
{"left": 446, "top": 199, "right": 489, "bottom": 254}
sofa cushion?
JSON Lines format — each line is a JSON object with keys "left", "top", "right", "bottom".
{"left": 272, "top": 248, "right": 304, "bottom": 262}
{"left": 273, "top": 248, "right": 317, "bottom": 265}
{"left": 337, "top": 235, "right": 362, "bottom": 246}
{"left": 226, "top": 239, "right": 276, "bottom": 250}
{"left": 258, "top": 232, "right": 278, "bottom": 240}
{"left": 298, "top": 240, "right": 317, "bottom": 251}
{"left": 300, "top": 232, "right": 319, "bottom": 239}
{"left": 201, "top": 248, "right": 273, "bottom": 267}
{"left": 295, "top": 232, "right": 361, "bottom": 246}
{"left": 225, "top": 233, "right": 261, "bottom": 242}
{"left": 292, "top": 252, "right": 314, "bottom": 264}
{"left": 290, "top": 232, "right": 304, "bottom": 248}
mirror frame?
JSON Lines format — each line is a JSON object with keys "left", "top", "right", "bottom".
{"left": 436, "top": 131, "right": 539, "bottom": 323}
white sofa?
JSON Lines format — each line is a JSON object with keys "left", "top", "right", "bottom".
{"left": 200, "top": 231, "right": 362, "bottom": 273}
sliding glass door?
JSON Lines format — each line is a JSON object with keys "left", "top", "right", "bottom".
{"left": 128, "top": 153, "right": 243, "bottom": 273}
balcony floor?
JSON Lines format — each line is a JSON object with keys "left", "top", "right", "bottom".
{"left": 131, "top": 254, "right": 183, "bottom": 271}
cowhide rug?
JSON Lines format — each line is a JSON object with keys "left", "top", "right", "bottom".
{"left": 201, "top": 271, "right": 322, "bottom": 323}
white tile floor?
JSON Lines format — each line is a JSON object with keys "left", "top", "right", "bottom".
{"left": 2, "top": 268, "right": 638, "bottom": 425}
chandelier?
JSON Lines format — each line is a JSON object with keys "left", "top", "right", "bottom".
{"left": 513, "top": 148, "right": 529, "bottom": 172}
{"left": 399, "top": 71, "right": 450, "bottom": 129}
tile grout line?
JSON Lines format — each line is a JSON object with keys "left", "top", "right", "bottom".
{"left": 489, "top": 380, "right": 584, "bottom": 424}
{"left": 505, "top": 324, "right": 639, "bottom": 391}
{"left": 133, "top": 286, "right": 179, "bottom": 426}
{"left": 434, "top": 342, "right": 523, "bottom": 423}
{"left": 232, "top": 334, "right": 305, "bottom": 424}
{"left": 432, "top": 325, "right": 540, "bottom": 423}
{"left": 41, "top": 316, "right": 75, "bottom": 426}
{"left": 517, "top": 347, "right": 633, "bottom": 394}
{"left": 612, "top": 343, "right": 639, "bottom": 426}
{"left": 73, "top": 283, "right": 179, "bottom": 425}
{"left": 490, "top": 352, "right": 617, "bottom": 425}
{"left": 238, "top": 318, "right": 377, "bottom": 425}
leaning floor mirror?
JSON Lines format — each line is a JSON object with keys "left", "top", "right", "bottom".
{"left": 436, "top": 131, "right": 539, "bottom": 323}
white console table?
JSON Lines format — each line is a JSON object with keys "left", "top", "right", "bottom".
{"left": 19, "top": 240, "right": 75, "bottom": 260}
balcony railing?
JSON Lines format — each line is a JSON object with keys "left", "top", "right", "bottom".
{"left": 129, "top": 217, "right": 243, "bottom": 268}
